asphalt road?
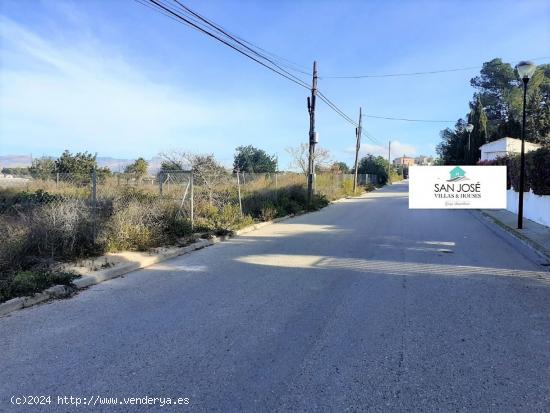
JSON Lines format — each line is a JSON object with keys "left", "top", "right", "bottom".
{"left": 1, "top": 181, "right": 549, "bottom": 412}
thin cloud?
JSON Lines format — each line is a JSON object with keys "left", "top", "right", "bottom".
{"left": 0, "top": 16, "right": 254, "bottom": 156}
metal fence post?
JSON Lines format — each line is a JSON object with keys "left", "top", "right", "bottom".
{"left": 56, "top": 172, "right": 59, "bottom": 188}
{"left": 236, "top": 170, "right": 243, "bottom": 217}
{"left": 159, "top": 171, "right": 164, "bottom": 196}
{"left": 190, "top": 170, "right": 194, "bottom": 230}
{"left": 91, "top": 169, "right": 97, "bottom": 244}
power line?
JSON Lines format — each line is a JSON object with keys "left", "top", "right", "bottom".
{"left": 317, "top": 92, "right": 357, "bottom": 126}
{"left": 169, "top": 0, "right": 312, "bottom": 76}
{"left": 139, "top": 0, "right": 311, "bottom": 90}
{"left": 136, "top": 1, "right": 455, "bottom": 130}
{"left": 315, "top": 92, "right": 381, "bottom": 144}
{"left": 363, "top": 114, "right": 454, "bottom": 123}
{"left": 169, "top": 0, "right": 312, "bottom": 86}
{"left": 322, "top": 66, "right": 481, "bottom": 79}
{"left": 136, "top": 0, "right": 371, "bottom": 133}
{"left": 321, "top": 56, "right": 550, "bottom": 79}
{"left": 319, "top": 90, "right": 454, "bottom": 124}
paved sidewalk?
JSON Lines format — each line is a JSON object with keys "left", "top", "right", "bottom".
{"left": 481, "top": 209, "right": 550, "bottom": 261}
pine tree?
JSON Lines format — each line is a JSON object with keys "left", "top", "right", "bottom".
{"left": 466, "top": 98, "right": 488, "bottom": 164}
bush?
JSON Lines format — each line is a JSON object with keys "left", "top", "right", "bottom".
{"left": 0, "top": 270, "right": 76, "bottom": 303}
{"left": 310, "top": 193, "right": 329, "bottom": 210}
{"left": 22, "top": 198, "right": 97, "bottom": 262}
{"left": 341, "top": 178, "right": 354, "bottom": 196}
{"left": 0, "top": 220, "right": 28, "bottom": 274}
{"left": 528, "top": 146, "right": 550, "bottom": 195}
{"left": 195, "top": 204, "right": 253, "bottom": 234}
{"left": 0, "top": 169, "right": 345, "bottom": 302}
{"left": 477, "top": 146, "right": 549, "bottom": 195}
{"left": 390, "top": 171, "right": 403, "bottom": 183}
{"left": 364, "top": 183, "right": 376, "bottom": 192}
{"left": 260, "top": 204, "right": 278, "bottom": 221}
{"left": 103, "top": 199, "right": 191, "bottom": 252}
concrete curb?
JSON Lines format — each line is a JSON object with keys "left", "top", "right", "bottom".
{"left": 0, "top": 215, "right": 299, "bottom": 317}
{"left": 477, "top": 210, "right": 550, "bottom": 262}
{"left": 0, "top": 238, "right": 216, "bottom": 317}
{"left": 0, "top": 190, "right": 374, "bottom": 318}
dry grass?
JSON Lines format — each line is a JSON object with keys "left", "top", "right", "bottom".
{"left": 0, "top": 171, "right": 368, "bottom": 302}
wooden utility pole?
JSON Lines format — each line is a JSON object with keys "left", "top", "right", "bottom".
{"left": 307, "top": 61, "right": 318, "bottom": 206}
{"left": 387, "top": 141, "right": 392, "bottom": 185}
{"left": 353, "top": 107, "right": 362, "bottom": 194}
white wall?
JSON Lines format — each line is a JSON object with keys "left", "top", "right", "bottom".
{"left": 506, "top": 189, "right": 550, "bottom": 227}
{"left": 480, "top": 138, "right": 541, "bottom": 161}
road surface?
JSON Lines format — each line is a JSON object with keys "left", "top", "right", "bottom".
{"left": 1, "top": 181, "right": 549, "bottom": 412}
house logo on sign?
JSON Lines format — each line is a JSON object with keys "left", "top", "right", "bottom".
{"left": 447, "top": 166, "right": 468, "bottom": 182}
{"left": 409, "top": 165, "right": 507, "bottom": 209}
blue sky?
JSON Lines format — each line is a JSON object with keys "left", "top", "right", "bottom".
{"left": 1, "top": 0, "right": 549, "bottom": 168}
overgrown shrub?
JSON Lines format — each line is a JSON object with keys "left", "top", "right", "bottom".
{"left": 22, "top": 198, "right": 97, "bottom": 262}
{"left": 364, "top": 183, "right": 376, "bottom": 192}
{"left": 103, "top": 198, "right": 191, "bottom": 252}
{"left": 528, "top": 146, "right": 550, "bottom": 195}
{"left": 260, "top": 204, "right": 278, "bottom": 221}
{"left": 0, "top": 270, "right": 77, "bottom": 302}
{"left": 0, "top": 169, "right": 346, "bottom": 302}
{"left": 195, "top": 204, "right": 253, "bottom": 234}
{"left": 0, "top": 220, "right": 28, "bottom": 274}
{"left": 478, "top": 146, "right": 549, "bottom": 195}
{"left": 341, "top": 178, "right": 354, "bottom": 196}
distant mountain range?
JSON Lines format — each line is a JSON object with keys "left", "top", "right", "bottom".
{"left": 0, "top": 155, "right": 163, "bottom": 174}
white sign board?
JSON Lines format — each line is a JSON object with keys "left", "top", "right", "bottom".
{"left": 409, "top": 166, "right": 507, "bottom": 209}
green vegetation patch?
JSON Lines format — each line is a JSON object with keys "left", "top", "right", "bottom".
{"left": 0, "top": 270, "right": 77, "bottom": 303}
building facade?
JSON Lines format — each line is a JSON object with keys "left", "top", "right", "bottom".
{"left": 392, "top": 156, "right": 415, "bottom": 166}
{"left": 479, "top": 137, "right": 541, "bottom": 161}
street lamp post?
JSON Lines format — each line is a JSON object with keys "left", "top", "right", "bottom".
{"left": 465, "top": 123, "right": 474, "bottom": 164}
{"left": 516, "top": 60, "right": 537, "bottom": 229}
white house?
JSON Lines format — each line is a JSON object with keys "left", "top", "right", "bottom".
{"left": 479, "top": 137, "right": 541, "bottom": 161}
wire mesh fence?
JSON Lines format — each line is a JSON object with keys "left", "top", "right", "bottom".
{"left": 0, "top": 170, "right": 377, "bottom": 263}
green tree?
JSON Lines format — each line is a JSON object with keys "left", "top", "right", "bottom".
{"left": 470, "top": 59, "right": 550, "bottom": 142}
{"left": 439, "top": 59, "right": 550, "bottom": 165}
{"left": 330, "top": 161, "right": 350, "bottom": 174}
{"left": 470, "top": 58, "right": 520, "bottom": 139}
{"left": 1, "top": 167, "right": 30, "bottom": 176}
{"left": 29, "top": 157, "right": 56, "bottom": 180}
{"left": 55, "top": 150, "right": 110, "bottom": 181}
{"left": 125, "top": 157, "right": 149, "bottom": 178}
{"left": 465, "top": 98, "right": 489, "bottom": 164}
{"left": 233, "top": 145, "right": 277, "bottom": 173}
{"left": 436, "top": 119, "right": 468, "bottom": 165}
{"left": 160, "top": 160, "right": 184, "bottom": 172}
{"left": 357, "top": 155, "right": 391, "bottom": 185}
{"left": 526, "top": 69, "right": 550, "bottom": 145}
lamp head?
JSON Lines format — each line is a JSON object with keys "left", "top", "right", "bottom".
{"left": 516, "top": 61, "right": 536, "bottom": 81}
{"left": 465, "top": 124, "right": 474, "bottom": 133}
